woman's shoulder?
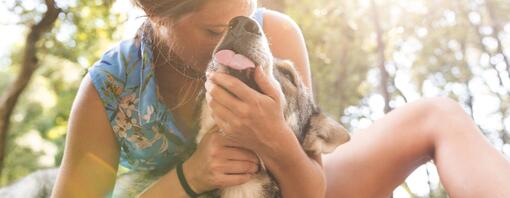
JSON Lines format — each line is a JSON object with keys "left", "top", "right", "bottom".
{"left": 89, "top": 39, "right": 143, "bottom": 81}
{"left": 87, "top": 39, "right": 145, "bottom": 110}
{"left": 260, "top": 8, "right": 306, "bottom": 57}
{"left": 261, "top": 8, "right": 312, "bottom": 87}
{"left": 261, "top": 9, "right": 301, "bottom": 32}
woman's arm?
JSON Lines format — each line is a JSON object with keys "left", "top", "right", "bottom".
{"left": 53, "top": 74, "right": 206, "bottom": 197}
{"left": 138, "top": 130, "right": 259, "bottom": 198}
{"left": 136, "top": 166, "right": 190, "bottom": 198}
{"left": 208, "top": 69, "right": 326, "bottom": 198}
{"left": 51, "top": 74, "right": 120, "bottom": 197}
{"left": 263, "top": 125, "right": 326, "bottom": 198}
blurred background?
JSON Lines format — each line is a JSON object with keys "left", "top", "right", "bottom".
{"left": 0, "top": 0, "right": 509, "bottom": 197}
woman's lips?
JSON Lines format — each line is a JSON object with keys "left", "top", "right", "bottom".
{"left": 214, "top": 49, "right": 256, "bottom": 70}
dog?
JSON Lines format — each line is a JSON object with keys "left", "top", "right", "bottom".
{"left": 192, "top": 15, "right": 350, "bottom": 198}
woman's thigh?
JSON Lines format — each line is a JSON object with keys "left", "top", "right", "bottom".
{"left": 323, "top": 98, "right": 441, "bottom": 198}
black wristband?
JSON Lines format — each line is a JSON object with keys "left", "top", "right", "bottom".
{"left": 176, "top": 161, "right": 200, "bottom": 198}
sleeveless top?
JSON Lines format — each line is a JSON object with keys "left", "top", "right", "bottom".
{"left": 87, "top": 8, "right": 266, "bottom": 173}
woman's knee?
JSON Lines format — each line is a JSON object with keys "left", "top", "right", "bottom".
{"left": 414, "top": 97, "right": 473, "bottom": 141}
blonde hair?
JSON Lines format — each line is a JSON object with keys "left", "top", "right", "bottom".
{"left": 132, "top": 0, "right": 208, "bottom": 20}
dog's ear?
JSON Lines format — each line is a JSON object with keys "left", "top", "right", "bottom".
{"left": 274, "top": 59, "right": 300, "bottom": 87}
{"left": 303, "top": 112, "right": 350, "bottom": 154}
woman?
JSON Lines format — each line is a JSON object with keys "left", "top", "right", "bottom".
{"left": 51, "top": 0, "right": 510, "bottom": 197}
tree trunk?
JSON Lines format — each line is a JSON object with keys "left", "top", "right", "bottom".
{"left": 370, "top": 0, "right": 391, "bottom": 114}
{"left": 0, "top": 0, "right": 61, "bottom": 177}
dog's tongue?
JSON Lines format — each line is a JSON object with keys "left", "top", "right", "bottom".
{"left": 215, "top": 50, "right": 255, "bottom": 70}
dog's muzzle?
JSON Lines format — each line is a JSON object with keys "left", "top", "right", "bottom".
{"left": 211, "top": 16, "right": 266, "bottom": 92}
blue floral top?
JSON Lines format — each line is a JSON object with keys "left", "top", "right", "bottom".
{"left": 87, "top": 8, "right": 266, "bottom": 173}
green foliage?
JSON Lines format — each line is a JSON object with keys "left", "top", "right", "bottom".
{"left": 0, "top": 0, "right": 125, "bottom": 186}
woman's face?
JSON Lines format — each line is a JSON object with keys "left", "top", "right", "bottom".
{"left": 160, "top": 0, "right": 256, "bottom": 71}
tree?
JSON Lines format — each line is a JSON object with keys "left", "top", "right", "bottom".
{"left": 0, "top": 0, "right": 61, "bottom": 177}
{"left": 370, "top": 0, "right": 392, "bottom": 114}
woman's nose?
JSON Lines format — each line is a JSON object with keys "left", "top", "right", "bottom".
{"left": 228, "top": 16, "right": 262, "bottom": 37}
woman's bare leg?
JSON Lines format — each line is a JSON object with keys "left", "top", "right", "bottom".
{"left": 323, "top": 97, "right": 510, "bottom": 198}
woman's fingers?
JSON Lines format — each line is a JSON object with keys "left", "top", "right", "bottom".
{"left": 205, "top": 79, "right": 248, "bottom": 115}
{"left": 219, "top": 160, "right": 259, "bottom": 175}
{"left": 220, "top": 147, "right": 260, "bottom": 164}
{"left": 254, "top": 66, "right": 281, "bottom": 102}
{"left": 208, "top": 72, "right": 259, "bottom": 103}
{"left": 207, "top": 99, "right": 237, "bottom": 131}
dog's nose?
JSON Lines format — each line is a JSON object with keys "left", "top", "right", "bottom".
{"left": 229, "top": 16, "right": 262, "bottom": 37}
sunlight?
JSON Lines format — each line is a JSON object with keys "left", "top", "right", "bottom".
{"left": 28, "top": 76, "right": 58, "bottom": 109}
{"left": 85, "top": 153, "right": 117, "bottom": 176}
{"left": 15, "top": 130, "right": 58, "bottom": 167}
{"left": 0, "top": 6, "right": 23, "bottom": 69}
{"left": 111, "top": 0, "right": 145, "bottom": 39}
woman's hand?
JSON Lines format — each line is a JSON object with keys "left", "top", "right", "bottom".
{"left": 183, "top": 130, "right": 260, "bottom": 193}
{"left": 204, "top": 66, "right": 292, "bottom": 155}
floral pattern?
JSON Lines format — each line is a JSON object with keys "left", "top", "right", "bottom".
{"left": 86, "top": 8, "right": 265, "bottom": 173}
{"left": 88, "top": 36, "right": 195, "bottom": 172}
